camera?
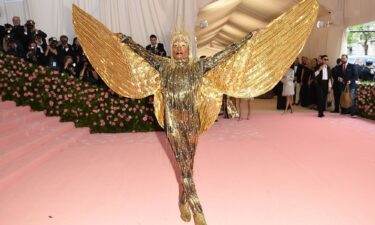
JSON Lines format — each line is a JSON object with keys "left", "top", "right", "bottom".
{"left": 50, "top": 40, "right": 58, "bottom": 49}
{"left": 25, "top": 20, "right": 35, "bottom": 30}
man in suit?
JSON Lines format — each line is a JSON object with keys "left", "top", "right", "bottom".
{"left": 146, "top": 34, "right": 166, "bottom": 56}
{"left": 314, "top": 55, "right": 332, "bottom": 117}
{"left": 338, "top": 54, "right": 359, "bottom": 117}
{"left": 360, "top": 60, "right": 374, "bottom": 81}
{"left": 293, "top": 57, "right": 304, "bottom": 105}
{"left": 330, "top": 58, "right": 342, "bottom": 113}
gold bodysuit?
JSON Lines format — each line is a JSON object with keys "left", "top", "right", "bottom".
{"left": 72, "top": 0, "right": 319, "bottom": 224}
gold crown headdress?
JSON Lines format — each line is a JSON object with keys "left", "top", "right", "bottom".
{"left": 170, "top": 17, "right": 194, "bottom": 60}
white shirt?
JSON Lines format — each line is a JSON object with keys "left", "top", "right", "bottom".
{"left": 315, "top": 65, "right": 328, "bottom": 80}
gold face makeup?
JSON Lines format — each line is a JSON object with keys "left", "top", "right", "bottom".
{"left": 172, "top": 40, "right": 189, "bottom": 60}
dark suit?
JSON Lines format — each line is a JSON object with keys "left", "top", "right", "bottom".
{"left": 146, "top": 43, "right": 166, "bottom": 56}
{"left": 314, "top": 65, "right": 332, "bottom": 115}
{"left": 338, "top": 63, "right": 358, "bottom": 115}
{"left": 293, "top": 64, "right": 303, "bottom": 104}
{"left": 331, "top": 64, "right": 342, "bottom": 112}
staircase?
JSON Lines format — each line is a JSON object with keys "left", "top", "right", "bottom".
{"left": 0, "top": 101, "right": 89, "bottom": 186}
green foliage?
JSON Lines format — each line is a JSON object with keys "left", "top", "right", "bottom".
{"left": 347, "top": 22, "right": 375, "bottom": 55}
{"left": 0, "top": 53, "right": 163, "bottom": 133}
{"left": 356, "top": 81, "right": 375, "bottom": 120}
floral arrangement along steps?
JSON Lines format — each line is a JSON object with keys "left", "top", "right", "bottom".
{"left": 0, "top": 53, "right": 163, "bottom": 133}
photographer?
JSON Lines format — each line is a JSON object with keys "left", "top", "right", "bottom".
{"left": 63, "top": 55, "right": 79, "bottom": 77}
{"left": 24, "top": 20, "right": 47, "bottom": 52}
{"left": 34, "top": 33, "right": 47, "bottom": 65}
{"left": 79, "top": 57, "right": 101, "bottom": 85}
{"left": 6, "top": 38, "right": 25, "bottom": 58}
{"left": 72, "top": 37, "right": 84, "bottom": 60}
{"left": 45, "top": 37, "right": 60, "bottom": 71}
{"left": 1, "top": 24, "right": 13, "bottom": 50}
{"left": 26, "top": 42, "right": 44, "bottom": 65}
{"left": 57, "top": 35, "right": 73, "bottom": 67}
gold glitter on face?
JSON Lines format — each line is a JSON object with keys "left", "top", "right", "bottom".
{"left": 172, "top": 40, "right": 189, "bottom": 60}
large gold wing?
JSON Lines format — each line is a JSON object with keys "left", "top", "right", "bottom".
{"left": 72, "top": 5, "right": 161, "bottom": 99}
{"left": 198, "top": 0, "right": 318, "bottom": 133}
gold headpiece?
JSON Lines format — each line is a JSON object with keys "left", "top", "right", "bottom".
{"left": 170, "top": 18, "right": 193, "bottom": 60}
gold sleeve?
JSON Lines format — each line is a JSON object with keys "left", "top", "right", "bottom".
{"left": 121, "top": 35, "right": 170, "bottom": 69}
{"left": 201, "top": 32, "right": 253, "bottom": 71}
{"left": 202, "top": 0, "right": 319, "bottom": 98}
{"left": 72, "top": 4, "right": 161, "bottom": 99}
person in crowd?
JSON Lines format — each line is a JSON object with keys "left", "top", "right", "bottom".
{"left": 360, "top": 60, "right": 374, "bottom": 81}
{"left": 307, "top": 58, "right": 318, "bottom": 109}
{"left": 274, "top": 80, "right": 286, "bottom": 110}
{"left": 2, "top": 24, "right": 13, "bottom": 51}
{"left": 45, "top": 37, "right": 60, "bottom": 71}
{"left": 79, "top": 58, "right": 101, "bottom": 84}
{"left": 35, "top": 32, "right": 47, "bottom": 51}
{"left": 11, "top": 16, "right": 27, "bottom": 47}
{"left": 145, "top": 34, "right": 166, "bottom": 56}
{"left": 72, "top": 37, "right": 84, "bottom": 59}
{"left": 338, "top": 54, "right": 359, "bottom": 117}
{"left": 300, "top": 57, "right": 312, "bottom": 107}
{"left": 293, "top": 57, "right": 303, "bottom": 105}
{"left": 314, "top": 55, "right": 332, "bottom": 118}
{"left": 24, "top": 19, "right": 47, "bottom": 51}
{"left": 63, "top": 55, "right": 79, "bottom": 77}
{"left": 6, "top": 38, "right": 25, "bottom": 58}
{"left": 330, "top": 58, "right": 342, "bottom": 113}
{"left": 0, "top": 24, "right": 6, "bottom": 50}
{"left": 26, "top": 42, "right": 44, "bottom": 64}
{"left": 282, "top": 64, "right": 295, "bottom": 113}
{"left": 57, "top": 35, "right": 73, "bottom": 67}
{"left": 237, "top": 97, "right": 253, "bottom": 120}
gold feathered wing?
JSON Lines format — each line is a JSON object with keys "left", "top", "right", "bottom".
{"left": 198, "top": 0, "right": 319, "bottom": 133}
{"left": 72, "top": 5, "right": 165, "bottom": 128}
{"left": 72, "top": 5, "right": 161, "bottom": 99}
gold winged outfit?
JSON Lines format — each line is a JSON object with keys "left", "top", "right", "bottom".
{"left": 73, "top": 0, "right": 318, "bottom": 224}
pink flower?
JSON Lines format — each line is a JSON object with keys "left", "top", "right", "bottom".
{"left": 119, "top": 122, "right": 124, "bottom": 127}
{"left": 100, "top": 120, "right": 105, "bottom": 126}
{"left": 49, "top": 101, "right": 54, "bottom": 107}
{"left": 142, "top": 115, "right": 148, "bottom": 121}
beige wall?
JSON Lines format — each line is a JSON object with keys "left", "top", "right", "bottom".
{"left": 301, "top": 0, "right": 375, "bottom": 66}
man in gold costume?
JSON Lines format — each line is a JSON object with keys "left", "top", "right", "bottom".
{"left": 72, "top": 0, "right": 318, "bottom": 224}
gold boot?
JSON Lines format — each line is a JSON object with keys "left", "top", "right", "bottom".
{"left": 193, "top": 212, "right": 207, "bottom": 225}
{"left": 179, "top": 201, "right": 191, "bottom": 222}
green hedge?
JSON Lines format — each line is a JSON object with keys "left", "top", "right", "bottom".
{"left": 0, "top": 53, "right": 163, "bottom": 133}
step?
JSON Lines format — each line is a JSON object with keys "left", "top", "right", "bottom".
{"left": 0, "top": 127, "right": 89, "bottom": 186}
{"left": 0, "top": 106, "right": 31, "bottom": 121}
{"left": 0, "top": 111, "right": 46, "bottom": 133}
{"left": 0, "top": 101, "right": 17, "bottom": 109}
{"left": 0, "top": 116, "right": 60, "bottom": 145}
{"left": 0, "top": 121, "right": 76, "bottom": 165}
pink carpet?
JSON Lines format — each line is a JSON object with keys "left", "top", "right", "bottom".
{"left": 0, "top": 100, "right": 374, "bottom": 225}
